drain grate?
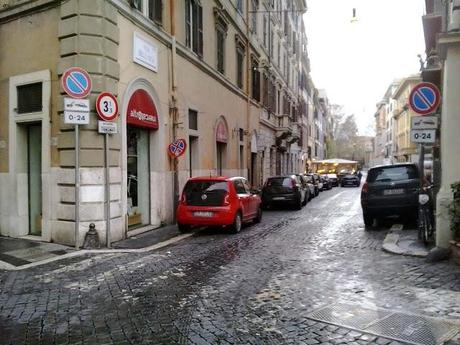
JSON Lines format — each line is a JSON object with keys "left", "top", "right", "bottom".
{"left": 306, "top": 303, "right": 460, "bottom": 345}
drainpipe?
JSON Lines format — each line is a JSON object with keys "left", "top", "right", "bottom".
{"left": 246, "top": 0, "right": 251, "bottom": 183}
{"left": 170, "top": 0, "right": 179, "bottom": 221}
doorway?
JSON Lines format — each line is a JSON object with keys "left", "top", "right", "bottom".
{"left": 127, "top": 125, "right": 150, "bottom": 229}
{"left": 216, "top": 142, "right": 226, "bottom": 175}
{"left": 27, "top": 123, "right": 42, "bottom": 235}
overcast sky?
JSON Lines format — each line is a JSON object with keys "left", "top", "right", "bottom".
{"left": 304, "top": 0, "right": 426, "bottom": 135}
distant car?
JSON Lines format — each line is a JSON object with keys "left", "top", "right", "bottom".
{"left": 341, "top": 173, "right": 360, "bottom": 187}
{"left": 361, "top": 163, "right": 420, "bottom": 227}
{"left": 327, "top": 173, "right": 338, "bottom": 187}
{"left": 306, "top": 173, "right": 320, "bottom": 196}
{"left": 320, "top": 175, "right": 332, "bottom": 190}
{"left": 176, "top": 176, "right": 262, "bottom": 234}
{"left": 261, "top": 175, "right": 308, "bottom": 210}
{"left": 303, "top": 174, "right": 316, "bottom": 200}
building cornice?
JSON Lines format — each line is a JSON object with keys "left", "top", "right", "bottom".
{"left": 0, "top": 0, "right": 60, "bottom": 23}
{"left": 437, "top": 32, "right": 460, "bottom": 59}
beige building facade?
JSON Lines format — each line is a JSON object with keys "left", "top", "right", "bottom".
{"left": 0, "top": 0, "right": 314, "bottom": 247}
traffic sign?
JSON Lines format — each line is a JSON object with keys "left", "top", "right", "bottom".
{"left": 411, "top": 116, "right": 438, "bottom": 130}
{"left": 411, "top": 129, "right": 436, "bottom": 143}
{"left": 64, "top": 98, "right": 90, "bottom": 112}
{"left": 409, "top": 82, "right": 441, "bottom": 115}
{"left": 64, "top": 111, "right": 90, "bottom": 125}
{"left": 168, "top": 139, "right": 187, "bottom": 158}
{"left": 96, "top": 92, "right": 118, "bottom": 121}
{"left": 98, "top": 121, "right": 118, "bottom": 134}
{"left": 61, "top": 67, "right": 92, "bottom": 99}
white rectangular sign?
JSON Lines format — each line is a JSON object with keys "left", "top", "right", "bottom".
{"left": 133, "top": 32, "right": 158, "bottom": 72}
{"left": 411, "top": 116, "right": 438, "bottom": 130}
{"left": 64, "top": 111, "right": 90, "bottom": 125}
{"left": 411, "top": 129, "right": 436, "bottom": 143}
{"left": 64, "top": 98, "right": 90, "bottom": 112}
{"left": 98, "top": 121, "right": 118, "bottom": 134}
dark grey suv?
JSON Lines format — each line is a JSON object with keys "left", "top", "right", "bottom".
{"left": 361, "top": 163, "right": 420, "bottom": 227}
{"left": 261, "top": 175, "right": 308, "bottom": 210}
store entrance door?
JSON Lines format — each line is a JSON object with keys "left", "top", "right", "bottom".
{"left": 27, "top": 124, "right": 42, "bottom": 235}
{"left": 127, "top": 125, "right": 150, "bottom": 229}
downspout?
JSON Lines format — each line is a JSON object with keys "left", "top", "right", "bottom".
{"left": 170, "top": 0, "right": 179, "bottom": 221}
{"left": 246, "top": 0, "right": 251, "bottom": 183}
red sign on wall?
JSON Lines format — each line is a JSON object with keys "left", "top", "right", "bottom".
{"left": 216, "top": 121, "right": 228, "bottom": 143}
{"left": 126, "top": 89, "right": 159, "bottom": 129}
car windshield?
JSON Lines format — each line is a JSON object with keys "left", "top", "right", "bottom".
{"left": 266, "top": 177, "right": 292, "bottom": 188}
{"left": 183, "top": 180, "right": 229, "bottom": 206}
{"left": 367, "top": 166, "right": 419, "bottom": 183}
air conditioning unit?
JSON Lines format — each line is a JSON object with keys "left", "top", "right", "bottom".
{"left": 130, "top": 0, "right": 142, "bottom": 10}
{"left": 448, "top": 0, "right": 460, "bottom": 32}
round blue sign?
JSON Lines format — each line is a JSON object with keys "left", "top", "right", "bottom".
{"left": 409, "top": 82, "right": 440, "bottom": 115}
{"left": 61, "top": 67, "right": 92, "bottom": 99}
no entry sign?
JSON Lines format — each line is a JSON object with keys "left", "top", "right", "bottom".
{"left": 96, "top": 92, "right": 118, "bottom": 121}
{"left": 61, "top": 67, "right": 92, "bottom": 99}
{"left": 168, "top": 139, "right": 187, "bottom": 158}
{"left": 409, "top": 82, "right": 441, "bottom": 115}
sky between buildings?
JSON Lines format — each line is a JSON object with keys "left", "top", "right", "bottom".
{"left": 304, "top": 0, "right": 426, "bottom": 135}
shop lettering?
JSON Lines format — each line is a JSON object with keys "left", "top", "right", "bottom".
{"left": 130, "top": 109, "right": 157, "bottom": 124}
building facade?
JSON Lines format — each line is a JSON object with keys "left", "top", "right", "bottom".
{"left": 0, "top": 0, "right": 316, "bottom": 246}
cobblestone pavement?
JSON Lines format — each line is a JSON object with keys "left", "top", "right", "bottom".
{"left": 1, "top": 187, "right": 460, "bottom": 345}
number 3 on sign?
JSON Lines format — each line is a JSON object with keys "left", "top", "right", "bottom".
{"left": 96, "top": 92, "right": 119, "bottom": 122}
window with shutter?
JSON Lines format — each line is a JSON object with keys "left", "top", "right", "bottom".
{"left": 185, "top": 0, "right": 203, "bottom": 57}
{"left": 148, "top": 0, "right": 162, "bottom": 24}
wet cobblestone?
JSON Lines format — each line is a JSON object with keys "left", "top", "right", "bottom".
{"left": 0, "top": 188, "right": 459, "bottom": 344}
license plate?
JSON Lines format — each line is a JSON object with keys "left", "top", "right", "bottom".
{"left": 383, "top": 189, "right": 404, "bottom": 195}
{"left": 272, "top": 196, "right": 285, "bottom": 200}
{"left": 193, "top": 211, "right": 213, "bottom": 217}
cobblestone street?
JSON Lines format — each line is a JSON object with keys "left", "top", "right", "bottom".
{"left": 1, "top": 187, "right": 460, "bottom": 345}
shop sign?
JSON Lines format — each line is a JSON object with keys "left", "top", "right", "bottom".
{"left": 126, "top": 89, "right": 159, "bottom": 129}
{"left": 216, "top": 121, "right": 228, "bottom": 143}
{"left": 133, "top": 32, "right": 158, "bottom": 72}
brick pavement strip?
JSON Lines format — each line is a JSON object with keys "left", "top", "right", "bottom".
{"left": 0, "top": 188, "right": 459, "bottom": 344}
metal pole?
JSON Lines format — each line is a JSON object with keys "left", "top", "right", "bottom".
{"left": 105, "top": 133, "right": 111, "bottom": 248}
{"left": 75, "top": 124, "right": 80, "bottom": 250}
{"left": 418, "top": 143, "right": 425, "bottom": 186}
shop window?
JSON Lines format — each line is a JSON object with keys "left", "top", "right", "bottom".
{"left": 185, "top": 0, "right": 203, "bottom": 56}
{"left": 17, "top": 82, "right": 42, "bottom": 114}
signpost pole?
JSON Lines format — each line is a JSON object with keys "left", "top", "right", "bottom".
{"left": 105, "top": 133, "right": 111, "bottom": 248}
{"left": 75, "top": 124, "right": 80, "bottom": 250}
{"left": 418, "top": 144, "right": 425, "bottom": 187}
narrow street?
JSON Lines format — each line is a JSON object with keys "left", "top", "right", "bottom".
{"left": 1, "top": 187, "right": 460, "bottom": 345}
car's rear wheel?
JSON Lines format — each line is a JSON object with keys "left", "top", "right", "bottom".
{"left": 363, "top": 212, "right": 373, "bottom": 228}
{"left": 254, "top": 206, "right": 262, "bottom": 223}
{"left": 302, "top": 193, "right": 308, "bottom": 206}
{"left": 231, "top": 212, "right": 242, "bottom": 234}
{"left": 177, "top": 223, "right": 190, "bottom": 233}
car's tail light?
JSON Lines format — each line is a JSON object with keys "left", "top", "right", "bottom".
{"left": 362, "top": 182, "right": 369, "bottom": 194}
{"left": 291, "top": 179, "right": 298, "bottom": 188}
{"left": 180, "top": 193, "right": 187, "bottom": 205}
{"left": 223, "top": 192, "right": 230, "bottom": 206}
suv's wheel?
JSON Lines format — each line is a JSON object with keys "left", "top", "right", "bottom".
{"left": 177, "top": 223, "right": 190, "bottom": 233}
{"left": 254, "top": 206, "right": 262, "bottom": 223}
{"left": 231, "top": 212, "right": 242, "bottom": 234}
{"left": 363, "top": 212, "right": 373, "bottom": 228}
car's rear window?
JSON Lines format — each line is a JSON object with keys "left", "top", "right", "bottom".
{"left": 183, "top": 180, "right": 229, "bottom": 206}
{"left": 367, "top": 166, "right": 419, "bottom": 183}
{"left": 266, "top": 177, "right": 292, "bottom": 188}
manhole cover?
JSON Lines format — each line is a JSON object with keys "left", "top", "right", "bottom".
{"left": 367, "top": 312, "right": 460, "bottom": 345}
{"left": 306, "top": 303, "right": 460, "bottom": 345}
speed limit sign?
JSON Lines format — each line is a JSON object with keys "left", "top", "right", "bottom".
{"left": 96, "top": 92, "right": 118, "bottom": 121}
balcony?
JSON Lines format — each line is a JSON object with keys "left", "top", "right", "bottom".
{"left": 275, "top": 114, "right": 292, "bottom": 141}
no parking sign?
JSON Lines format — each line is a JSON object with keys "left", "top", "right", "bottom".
{"left": 168, "top": 139, "right": 187, "bottom": 158}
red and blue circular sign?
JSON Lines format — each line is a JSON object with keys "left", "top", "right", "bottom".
{"left": 409, "top": 82, "right": 441, "bottom": 115}
{"left": 168, "top": 139, "right": 187, "bottom": 158}
{"left": 61, "top": 67, "right": 92, "bottom": 99}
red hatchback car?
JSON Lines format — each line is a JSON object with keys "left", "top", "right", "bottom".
{"left": 176, "top": 176, "right": 262, "bottom": 233}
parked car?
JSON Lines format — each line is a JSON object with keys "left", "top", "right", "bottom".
{"left": 302, "top": 174, "right": 316, "bottom": 200}
{"left": 176, "top": 176, "right": 262, "bottom": 234}
{"left": 294, "top": 174, "right": 312, "bottom": 202}
{"left": 306, "top": 173, "right": 320, "bottom": 196}
{"left": 341, "top": 173, "right": 360, "bottom": 187}
{"left": 261, "top": 175, "right": 308, "bottom": 210}
{"left": 361, "top": 163, "right": 420, "bottom": 227}
{"left": 327, "top": 173, "right": 338, "bottom": 187}
{"left": 320, "top": 175, "right": 332, "bottom": 190}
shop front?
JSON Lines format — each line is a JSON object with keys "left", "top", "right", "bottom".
{"left": 125, "top": 87, "right": 159, "bottom": 231}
